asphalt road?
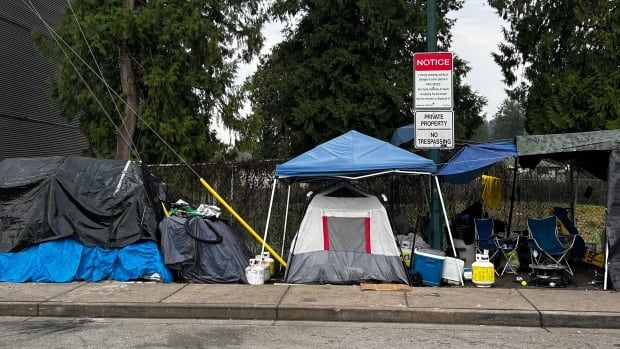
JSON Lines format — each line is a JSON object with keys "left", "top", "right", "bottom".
{"left": 1, "top": 317, "right": 619, "bottom": 349}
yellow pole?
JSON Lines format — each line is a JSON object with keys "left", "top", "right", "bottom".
{"left": 199, "top": 178, "right": 287, "bottom": 267}
{"left": 161, "top": 202, "right": 170, "bottom": 217}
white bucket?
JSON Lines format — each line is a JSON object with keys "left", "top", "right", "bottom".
{"left": 245, "top": 259, "right": 265, "bottom": 285}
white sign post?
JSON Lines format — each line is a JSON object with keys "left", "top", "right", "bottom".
{"left": 413, "top": 52, "right": 454, "bottom": 149}
{"left": 415, "top": 110, "right": 454, "bottom": 149}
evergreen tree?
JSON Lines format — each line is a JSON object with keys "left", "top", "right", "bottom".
{"left": 37, "top": 0, "right": 265, "bottom": 162}
{"left": 240, "top": 0, "right": 486, "bottom": 157}
{"left": 488, "top": 0, "right": 620, "bottom": 134}
{"left": 490, "top": 98, "right": 525, "bottom": 139}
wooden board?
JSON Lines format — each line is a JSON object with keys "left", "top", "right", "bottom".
{"left": 359, "top": 283, "right": 411, "bottom": 292}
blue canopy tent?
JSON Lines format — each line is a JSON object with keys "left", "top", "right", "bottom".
{"left": 261, "top": 130, "right": 462, "bottom": 285}
{"left": 275, "top": 130, "right": 436, "bottom": 180}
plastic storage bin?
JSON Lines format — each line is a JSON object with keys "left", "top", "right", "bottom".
{"left": 413, "top": 249, "right": 446, "bottom": 287}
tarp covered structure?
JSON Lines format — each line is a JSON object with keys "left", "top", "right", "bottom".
{"left": 286, "top": 185, "right": 409, "bottom": 284}
{"left": 0, "top": 237, "right": 172, "bottom": 282}
{"left": 605, "top": 150, "right": 620, "bottom": 289}
{"left": 159, "top": 216, "right": 251, "bottom": 283}
{"left": 0, "top": 156, "right": 161, "bottom": 252}
{"left": 517, "top": 130, "right": 620, "bottom": 180}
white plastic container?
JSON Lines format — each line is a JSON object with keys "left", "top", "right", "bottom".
{"left": 245, "top": 259, "right": 265, "bottom": 285}
{"left": 441, "top": 257, "right": 464, "bottom": 285}
{"left": 472, "top": 251, "right": 495, "bottom": 287}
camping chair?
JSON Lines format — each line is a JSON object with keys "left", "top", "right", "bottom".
{"left": 474, "top": 218, "right": 519, "bottom": 275}
{"left": 527, "top": 216, "right": 577, "bottom": 276}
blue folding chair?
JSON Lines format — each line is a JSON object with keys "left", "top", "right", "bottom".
{"left": 527, "top": 216, "right": 577, "bottom": 276}
{"left": 474, "top": 218, "right": 519, "bottom": 275}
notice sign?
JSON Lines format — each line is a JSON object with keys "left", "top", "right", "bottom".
{"left": 414, "top": 52, "right": 453, "bottom": 109}
{"left": 415, "top": 111, "right": 454, "bottom": 149}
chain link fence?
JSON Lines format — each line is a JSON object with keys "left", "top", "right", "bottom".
{"left": 151, "top": 159, "right": 608, "bottom": 256}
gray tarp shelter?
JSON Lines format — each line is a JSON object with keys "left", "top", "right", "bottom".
{"left": 437, "top": 129, "right": 620, "bottom": 290}
{"left": 260, "top": 130, "right": 463, "bottom": 285}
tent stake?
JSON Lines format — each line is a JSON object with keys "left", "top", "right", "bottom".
{"left": 435, "top": 175, "right": 464, "bottom": 286}
{"left": 199, "top": 178, "right": 287, "bottom": 267}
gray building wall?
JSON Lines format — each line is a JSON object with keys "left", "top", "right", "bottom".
{"left": 0, "top": 0, "right": 87, "bottom": 160}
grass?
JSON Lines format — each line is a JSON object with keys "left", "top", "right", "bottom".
{"left": 484, "top": 203, "right": 605, "bottom": 245}
{"left": 574, "top": 204, "right": 606, "bottom": 244}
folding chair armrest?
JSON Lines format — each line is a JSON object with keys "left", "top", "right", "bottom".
{"left": 561, "top": 234, "right": 578, "bottom": 249}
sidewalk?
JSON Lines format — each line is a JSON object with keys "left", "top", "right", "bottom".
{"left": 0, "top": 282, "right": 617, "bottom": 329}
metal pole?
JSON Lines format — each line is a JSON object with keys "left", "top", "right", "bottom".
{"left": 261, "top": 178, "right": 278, "bottom": 258}
{"left": 427, "top": 0, "right": 443, "bottom": 250}
{"left": 507, "top": 157, "right": 518, "bottom": 236}
{"left": 435, "top": 176, "right": 464, "bottom": 286}
{"left": 280, "top": 184, "right": 292, "bottom": 263}
{"left": 604, "top": 240, "right": 609, "bottom": 290}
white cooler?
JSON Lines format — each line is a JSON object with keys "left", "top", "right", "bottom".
{"left": 441, "top": 257, "right": 465, "bottom": 285}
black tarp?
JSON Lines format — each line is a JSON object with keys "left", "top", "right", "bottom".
{"left": 606, "top": 149, "right": 620, "bottom": 290}
{"left": 0, "top": 156, "right": 160, "bottom": 252}
{"left": 159, "top": 216, "right": 251, "bottom": 283}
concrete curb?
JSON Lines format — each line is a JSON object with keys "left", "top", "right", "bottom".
{"left": 0, "top": 302, "right": 39, "bottom": 317}
{"left": 541, "top": 311, "right": 620, "bottom": 329}
{"left": 277, "top": 306, "right": 541, "bottom": 327}
{"left": 38, "top": 302, "right": 277, "bottom": 320}
{"left": 29, "top": 301, "right": 545, "bottom": 327}
{"left": 2, "top": 299, "right": 619, "bottom": 328}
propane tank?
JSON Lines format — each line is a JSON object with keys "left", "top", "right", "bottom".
{"left": 261, "top": 251, "right": 275, "bottom": 277}
{"left": 245, "top": 259, "right": 265, "bottom": 285}
{"left": 472, "top": 250, "right": 495, "bottom": 287}
{"left": 255, "top": 254, "right": 272, "bottom": 281}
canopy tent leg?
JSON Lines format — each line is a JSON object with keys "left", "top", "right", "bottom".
{"left": 435, "top": 175, "right": 464, "bottom": 286}
{"left": 261, "top": 178, "right": 278, "bottom": 260}
{"left": 506, "top": 157, "right": 518, "bottom": 236}
{"left": 604, "top": 240, "right": 610, "bottom": 290}
{"left": 279, "top": 184, "right": 292, "bottom": 271}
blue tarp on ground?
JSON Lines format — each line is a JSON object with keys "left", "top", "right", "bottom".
{"left": 0, "top": 238, "right": 172, "bottom": 283}
{"left": 437, "top": 140, "right": 517, "bottom": 184}
{"left": 275, "top": 130, "right": 436, "bottom": 180}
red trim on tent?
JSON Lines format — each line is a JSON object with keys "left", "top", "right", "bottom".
{"left": 322, "top": 215, "right": 329, "bottom": 250}
{"left": 365, "top": 217, "right": 371, "bottom": 254}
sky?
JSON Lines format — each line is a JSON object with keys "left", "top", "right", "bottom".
{"left": 218, "top": 0, "right": 508, "bottom": 144}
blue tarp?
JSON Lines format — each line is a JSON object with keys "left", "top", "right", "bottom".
{"left": 389, "top": 124, "right": 415, "bottom": 146}
{"left": 437, "top": 140, "right": 517, "bottom": 184}
{"left": 275, "top": 130, "right": 436, "bottom": 179}
{"left": 0, "top": 238, "right": 172, "bottom": 283}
